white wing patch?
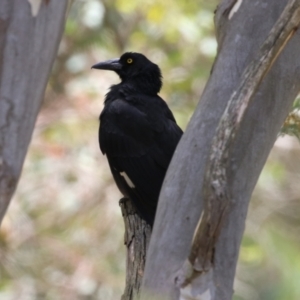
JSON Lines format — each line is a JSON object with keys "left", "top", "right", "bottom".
{"left": 120, "top": 172, "right": 135, "bottom": 188}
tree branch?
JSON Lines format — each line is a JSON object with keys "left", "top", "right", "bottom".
{"left": 184, "top": 0, "right": 300, "bottom": 282}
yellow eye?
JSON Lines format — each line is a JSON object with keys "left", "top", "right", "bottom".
{"left": 127, "top": 58, "right": 133, "bottom": 64}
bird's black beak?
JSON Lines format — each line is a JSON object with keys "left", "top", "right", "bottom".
{"left": 91, "top": 58, "right": 121, "bottom": 71}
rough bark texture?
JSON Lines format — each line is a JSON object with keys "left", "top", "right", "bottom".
{"left": 141, "top": 0, "right": 300, "bottom": 299}
{"left": 0, "top": 0, "right": 68, "bottom": 224}
{"left": 120, "top": 198, "right": 152, "bottom": 300}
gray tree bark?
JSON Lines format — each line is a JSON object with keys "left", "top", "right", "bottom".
{"left": 0, "top": 0, "right": 69, "bottom": 224}
{"left": 120, "top": 198, "right": 151, "bottom": 300}
{"left": 141, "top": 0, "right": 300, "bottom": 299}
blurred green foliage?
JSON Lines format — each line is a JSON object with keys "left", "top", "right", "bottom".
{"left": 1, "top": 0, "right": 300, "bottom": 299}
{"left": 280, "top": 97, "right": 300, "bottom": 141}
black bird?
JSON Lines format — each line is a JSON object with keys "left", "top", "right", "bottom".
{"left": 92, "top": 52, "right": 183, "bottom": 226}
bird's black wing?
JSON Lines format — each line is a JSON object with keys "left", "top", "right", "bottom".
{"left": 99, "top": 95, "right": 182, "bottom": 224}
{"left": 132, "top": 94, "right": 183, "bottom": 169}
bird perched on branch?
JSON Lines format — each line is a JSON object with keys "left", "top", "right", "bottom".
{"left": 92, "top": 52, "right": 183, "bottom": 226}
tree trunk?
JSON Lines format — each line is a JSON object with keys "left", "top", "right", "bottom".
{"left": 0, "top": 0, "right": 68, "bottom": 224}
{"left": 141, "top": 0, "right": 300, "bottom": 299}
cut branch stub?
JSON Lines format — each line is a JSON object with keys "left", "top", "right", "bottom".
{"left": 120, "top": 198, "right": 152, "bottom": 300}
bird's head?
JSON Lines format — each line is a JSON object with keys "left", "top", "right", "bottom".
{"left": 92, "top": 52, "right": 162, "bottom": 94}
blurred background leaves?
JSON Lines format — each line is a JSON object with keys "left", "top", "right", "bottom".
{"left": 1, "top": 0, "right": 300, "bottom": 299}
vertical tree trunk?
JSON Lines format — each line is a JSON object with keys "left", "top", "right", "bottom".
{"left": 0, "top": 0, "right": 68, "bottom": 223}
{"left": 141, "top": 0, "right": 300, "bottom": 299}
